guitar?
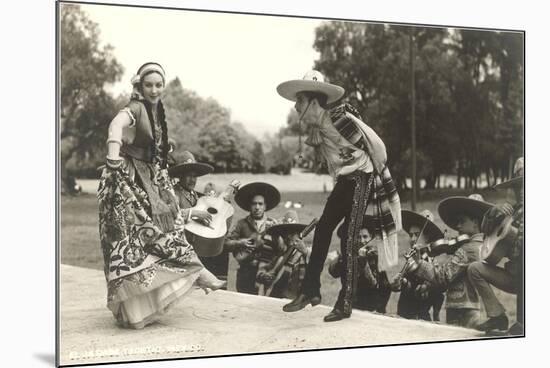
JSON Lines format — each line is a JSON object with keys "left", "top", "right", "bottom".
{"left": 258, "top": 218, "right": 318, "bottom": 296}
{"left": 481, "top": 215, "right": 519, "bottom": 265}
{"left": 185, "top": 180, "right": 239, "bottom": 257}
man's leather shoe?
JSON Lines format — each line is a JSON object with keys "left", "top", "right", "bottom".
{"left": 282, "top": 294, "right": 321, "bottom": 312}
{"left": 475, "top": 313, "right": 508, "bottom": 332}
{"left": 507, "top": 322, "right": 524, "bottom": 336}
{"left": 323, "top": 309, "right": 351, "bottom": 322}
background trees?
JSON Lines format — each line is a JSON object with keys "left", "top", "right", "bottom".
{"left": 60, "top": 4, "right": 123, "bottom": 190}
{"left": 285, "top": 21, "right": 525, "bottom": 189}
{"left": 60, "top": 7, "right": 523, "bottom": 188}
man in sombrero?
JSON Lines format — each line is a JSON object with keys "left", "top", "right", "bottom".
{"left": 257, "top": 210, "right": 312, "bottom": 299}
{"left": 224, "top": 182, "right": 281, "bottom": 295}
{"left": 392, "top": 209, "right": 445, "bottom": 322}
{"left": 404, "top": 195, "right": 494, "bottom": 328}
{"left": 169, "top": 151, "right": 228, "bottom": 281}
{"left": 277, "top": 70, "right": 401, "bottom": 321}
{"left": 169, "top": 150, "right": 214, "bottom": 215}
{"left": 468, "top": 157, "right": 524, "bottom": 335}
{"left": 328, "top": 216, "right": 392, "bottom": 315}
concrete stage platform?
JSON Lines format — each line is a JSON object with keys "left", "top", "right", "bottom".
{"left": 59, "top": 264, "right": 482, "bottom": 366}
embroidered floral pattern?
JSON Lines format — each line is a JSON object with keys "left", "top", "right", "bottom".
{"left": 98, "top": 160, "right": 201, "bottom": 299}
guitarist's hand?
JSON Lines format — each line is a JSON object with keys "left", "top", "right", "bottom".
{"left": 191, "top": 210, "right": 212, "bottom": 227}
{"left": 254, "top": 234, "right": 266, "bottom": 249}
{"left": 240, "top": 238, "right": 256, "bottom": 249}
{"left": 482, "top": 204, "right": 513, "bottom": 234}
{"left": 497, "top": 203, "right": 514, "bottom": 217}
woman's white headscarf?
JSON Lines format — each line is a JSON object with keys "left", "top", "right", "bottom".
{"left": 130, "top": 62, "right": 166, "bottom": 100}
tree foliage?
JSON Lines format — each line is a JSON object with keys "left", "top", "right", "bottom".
{"left": 60, "top": 4, "right": 123, "bottom": 186}
{"left": 61, "top": 9, "right": 523, "bottom": 184}
{"left": 162, "top": 78, "right": 264, "bottom": 173}
{"left": 305, "top": 22, "right": 523, "bottom": 189}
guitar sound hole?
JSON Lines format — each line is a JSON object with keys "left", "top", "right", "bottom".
{"left": 207, "top": 207, "right": 218, "bottom": 215}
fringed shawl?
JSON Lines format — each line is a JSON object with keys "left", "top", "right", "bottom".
{"left": 329, "top": 104, "right": 402, "bottom": 270}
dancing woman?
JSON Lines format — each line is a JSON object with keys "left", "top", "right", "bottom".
{"left": 98, "top": 62, "right": 224, "bottom": 329}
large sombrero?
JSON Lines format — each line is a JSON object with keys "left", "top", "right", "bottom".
{"left": 495, "top": 157, "right": 524, "bottom": 189}
{"left": 234, "top": 182, "right": 281, "bottom": 211}
{"left": 438, "top": 194, "right": 495, "bottom": 231}
{"left": 266, "top": 210, "right": 307, "bottom": 237}
{"left": 277, "top": 70, "right": 345, "bottom": 104}
{"left": 336, "top": 215, "right": 376, "bottom": 239}
{"left": 401, "top": 209, "right": 444, "bottom": 243}
{"left": 168, "top": 151, "right": 214, "bottom": 177}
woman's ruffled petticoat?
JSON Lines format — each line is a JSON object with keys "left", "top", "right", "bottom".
{"left": 98, "top": 159, "right": 202, "bottom": 329}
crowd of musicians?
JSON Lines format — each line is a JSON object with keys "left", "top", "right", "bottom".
{"left": 99, "top": 62, "right": 523, "bottom": 335}
{"left": 168, "top": 153, "right": 523, "bottom": 335}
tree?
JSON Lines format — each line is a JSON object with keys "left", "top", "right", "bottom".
{"left": 162, "top": 78, "right": 261, "bottom": 172}
{"left": 60, "top": 4, "right": 123, "bottom": 189}
{"left": 452, "top": 30, "right": 523, "bottom": 185}
{"left": 198, "top": 122, "right": 241, "bottom": 172}
{"left": 250, "top": 142, "right": 266, "bottom": 173}
{"left": 311, "top": 22, "right": 523, "bottom": 189}
{"left": 162, "top": 78, "right": 210, "bottom": 161}
{"left": 313, "top": 23, "right": 453, "bottom": 187}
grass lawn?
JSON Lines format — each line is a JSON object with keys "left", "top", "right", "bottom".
{"left": 60, "top": 186, "right": 517, "bottom": 324}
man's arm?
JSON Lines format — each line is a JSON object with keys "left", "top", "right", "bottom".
{"left": 410, "top": 248, "right": 470, "bottom": 290}
{"left": 224, "top": 220, "right": 247, "bottom": 252}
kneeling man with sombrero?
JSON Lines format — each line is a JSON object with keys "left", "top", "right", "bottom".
{"left": 170, "top": 151, "right": 236, "bottom": 283}
{"left": 256, "top": 210, "right": 312, "bottom": 300}
{"left": 224, "top": 182, "right": 281, "bottom": 295}
{"left": 392, "top": 209, "right": 445, "bottom": 322}
{"left": 404, "top": 194, "right": 494, "bottom": 328}
{"left": 169, "top": 150, "right": 214, "bottom": 219}
{"left": 327, "top": 216, "right": 392, "bottom": 318}
{"left": 468, "top": 157, "right": 524, "bottom": 335}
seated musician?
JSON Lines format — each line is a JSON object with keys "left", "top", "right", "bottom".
{"left": 390, "top": 209, "right": 445, "bottom": 322}
{"left": 328, "top": 216, "right": 391, "bottom": 314}
{"left": 256, "top": 210, "right": 312, "bottom": 299}
{"left": 403, "top": 195, "right": 494, "bottom": 328}
{"left": 224, "top": 182, "right": 281, "bottom": 295}
{"left": 467, "top": 157, "right": 524, "bottom": 335}
{"left": 168, "top": 150, "right": 214, "bottom": 220}
{"left": 169, "top": 151, "right": 238, "bottom": 286}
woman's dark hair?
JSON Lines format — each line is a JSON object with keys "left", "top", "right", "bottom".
{"left": 301, "top": 91, "right": 328, "bottom": 108}
{"left": 142, "top": 99, "right": 169, "bottom": 168}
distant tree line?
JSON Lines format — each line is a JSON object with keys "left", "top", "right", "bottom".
{"left": 60, "top": 5, "right": 523, "bottom": 192}
{"left": 60, "top": 4, "right": 272, "bottom": 189}
{"left": 303, "top": 23, "right": 523, "bottom": 189}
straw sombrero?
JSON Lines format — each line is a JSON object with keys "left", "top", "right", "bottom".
{"left": 494, "top": 157, "right": 523, "bottom": 189}
{"left": 277, "top": 70, "right": 345, "bottom": 104}
{"left": 266, "top": 210, "right": 307, "bottom": 237}
{"left": 336, "top": 215, "right": 376, "bottom": 239}
{"left": 234, "top": 182, "right": 281, "bottom": 211}
{"left": 168, "top": 151, "right": 214, "bottom": 177}
{"left": 438, "top": 194, "right": 495, "bottom": 231}
{"left": 401, "top": 209, "right": 444, "bottom": 242}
